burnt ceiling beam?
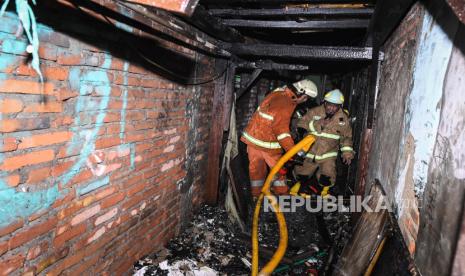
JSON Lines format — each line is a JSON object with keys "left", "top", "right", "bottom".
{"left": 228, "top": 44, "right": 383, "bottom": 60}
{"left": 124, "top": 0, "right": 199, "bottom": 15}
{"left": 237, "top": 69, "right": 263, "bottom": 99}
{"left": 209, "top": 8, "right": 374, "bottom": 18}
{"left": 106, "top": 0, "right": 230, "bottom": 57}
{"left": 236, "top": 60, "right": 309, "bottom": 70}
{"left": 186, "top": 5, "right": 245, "bottom": 42}
{"left": 223, "top": 19, "right": 370, "bottom": 29}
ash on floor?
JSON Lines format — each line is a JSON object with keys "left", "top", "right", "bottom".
{"left": 132, "top": 204, "right": 351, "bottom": 275}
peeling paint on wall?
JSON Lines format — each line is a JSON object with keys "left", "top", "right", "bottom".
{"left": 405, "top": 8, "right": 459, "bottom": 196}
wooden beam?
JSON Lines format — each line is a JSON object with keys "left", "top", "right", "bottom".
{"left": 236, "top": 69, "right": 263, "bottom": 99}
{"left": 118, "top": 1, "right": 230, "bottom": 56}
{"left": 223, "top": 19, "right": 370, "bottom": 29}
{"left": 188, "top": 5, "right": 245, "bottom": 42}
{"left": 223, "top": 63, "right": 236, "bottom": 130}
{"left": 56, "top": 0, "right": 230, "bottom": 57}
{"left": 236, "top": 60, "right": 309, "bottom": 70}
{"left": 228, "top": 44, "right": 378, "bottom": 60}
{"left": 210, "top": 8, "right": 374, "bottom": 18}
{"left": 124, "top": 0, "right": 199, "bottom": 16}
{"left": 205, "top": 60, "right": 229, "bottom": 205}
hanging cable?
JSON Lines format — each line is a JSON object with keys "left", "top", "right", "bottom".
{"left": 95, "top": 10, "right": 229, "bottom": 85}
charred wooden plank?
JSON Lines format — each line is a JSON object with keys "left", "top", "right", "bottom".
{"left": 189, "top": 5, "right": 245, "bottom": 42}
{"left": 124, "top": 0, "right": 199, "bottom": 15}
{"left": 223, "top": 19, "right": 369, "bottom": 29}
{"left": 228, "top": 44, "right": 378, "bottom": 60}
{"left": 209, "top": 8, "right": 374, "bottom": 18}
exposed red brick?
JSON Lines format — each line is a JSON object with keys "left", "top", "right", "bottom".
{"left": 0, "top": 79, "right": 55, "bottom": 95}
{"left": 0, "top": 254, "right": 25, "bottom": 276}
{"left": 6, "top": 174, "right": 20, "bottom": 187}
{"left": 35, "top": 247, "right": 70, "bottom": 274}
{"left": 51, "top": 160, "right": 74, "bottom": 177}
{"left": 18, "top": 131, "right": 72, "bottom": 149}
{"left": 0, "top": 98, "right": 23, "bottom": 113}
{"left": 101, "top": 193, "right": 125, "bottom": 209}
{"left": 9, "top": 217, "right": 58, "bottom": 249}
{"left": 1, "top": 137, "right": 18, "bottom": 152}
{"left": 95, "top": 136, "right": 120, "bottom": 150}
{"left": 24, "top": 101, "right": 63, "bottom": 113}
{"left": 0, "top": 241, "right": 8, "bottom": 256}
{"left": 0, "top": 219, "right": 24, "bottom": 236}
{"left": 0, "top": 149, "right": 55, "bottom": 171}
{"left": 26, "top": 241, "right": 49, "bottom": 260}
{"left": 27, "top": 167, "right": 52, "bottom": 184}
{"left": 0, "top": 117, "right": 50, "bottom": 133}
{"left": 53, "top": 223, "right": 87, "bottom": 248}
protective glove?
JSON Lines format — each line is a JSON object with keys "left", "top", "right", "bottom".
{"left": 292, "top": 150, "right": 307, "bottom": 165}
{"left": 296, "top": 127, "right": 308, "bottom": 141}
{"left": 342, "top": 151, "right": 354, "bottom": 165}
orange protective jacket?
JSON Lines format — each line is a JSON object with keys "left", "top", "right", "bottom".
{"left": 241, "top": 87, "right": 297, "bottom": 154}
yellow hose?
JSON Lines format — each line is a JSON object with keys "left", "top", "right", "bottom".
{"left": 252, "top": 135, "right": 316, "bottom": 276}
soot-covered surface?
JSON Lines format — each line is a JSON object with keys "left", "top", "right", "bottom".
{"left": 132, "top": 204, "right": 351, "bottom": 275}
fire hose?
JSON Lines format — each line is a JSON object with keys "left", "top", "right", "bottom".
{"left": 252, "top": 135, "right": 316, "bottom": 276}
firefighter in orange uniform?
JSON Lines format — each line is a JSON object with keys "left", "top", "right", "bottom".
{"left": 241, "top": 79, "right": 318, "bottom": 197}
{"left": 293, "top": 89, "right": 354, "bottom": 196}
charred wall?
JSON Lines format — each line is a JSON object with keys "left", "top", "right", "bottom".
{"left": 367, "top": 1, "right": 465, "bottom": 275}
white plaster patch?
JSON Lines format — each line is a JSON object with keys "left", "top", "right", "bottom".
{"left": 161, "top": 160, "right": 174, "bottom": 172}
{"left": 438, "top": 42, "right": 465, "bottom": 179}
{"left": 396, "top": 153, "right": 411, "bottom": 217}
{"left": 169, "top": 136, "right": 181, "bottom": 144}
{"left": 163, "top": 145, "right": 175, "bottom": 153}
{"left": 87, "top": 227, "right": 106, "bottom": 244}
{"left": 71, "top": 205, "right": 101, "bottom": 226}
{"left": 163, "top": 128, "right": 177, "bottom": 135}
{"left": 95, "top": 207, "right": 118, "bottom": 225}
{"left": 407, "top": 10, "right": 459, "bottom": 195}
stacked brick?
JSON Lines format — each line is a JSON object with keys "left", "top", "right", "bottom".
{"left": 0, "top": 11, "right": 214, "bottom": 275}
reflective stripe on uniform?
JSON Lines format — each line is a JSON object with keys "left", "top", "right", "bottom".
{"left": 305, "top": 151, "right": 338, "bottom": 160}
{"left": 340, "top": 146, "right": 354, "bottom": 152}
{"left": 242, "top": 132, "right": 282, "bottom": 149}
{"left": 308, "top": 120, "right": 340, "bottom": 140}
{"left": 251, "top": 180, "right": 264, "bottom": 187}
{"left": 277, "top": 133, "right": 291, "bottom": 140}
{"left": 257, "top": 106, "right": 274, "bottom": 121}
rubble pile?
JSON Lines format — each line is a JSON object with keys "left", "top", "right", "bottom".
{"left": 133, "top": 206, "right": 250, "bottom": 275}
{"left": 133, "top": 204, "right": 351, "bottom": 275}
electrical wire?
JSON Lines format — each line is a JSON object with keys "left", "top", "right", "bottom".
{"left": 70, "top": 0, "right": 229, "bottom": 85}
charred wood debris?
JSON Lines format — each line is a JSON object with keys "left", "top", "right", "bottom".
{"left": 133, "top": 205, "right": 351, "bottom": 275}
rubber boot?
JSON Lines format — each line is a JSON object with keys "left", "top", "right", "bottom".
{"left": 272, "top": 185, "right": 289, "bottom": 195}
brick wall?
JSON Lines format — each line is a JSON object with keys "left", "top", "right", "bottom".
{"left": 0, "top": 9, "right": 215, "bottom": 275}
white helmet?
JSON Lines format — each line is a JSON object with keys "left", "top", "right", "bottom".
{"left": 293, "top": 79, "right": 318, "bottom": 98}
{"left": 324, "top": 89, "right": 344, "bottom": 105}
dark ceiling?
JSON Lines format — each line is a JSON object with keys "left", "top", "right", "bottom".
{"left": 198, "top": 0, "right": 375, "bottom": 46}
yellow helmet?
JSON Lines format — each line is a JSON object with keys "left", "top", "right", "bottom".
{"left": 293, "top": 79, "right": 318, "bottom": 98}
{"left": 324, "top": 89, "right": 344, "bottom": 104}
